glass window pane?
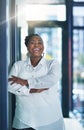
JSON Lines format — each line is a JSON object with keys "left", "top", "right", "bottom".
{"left": 17, "top": 4, "right": 66, "bottom": 27}
{"left": 73, "top": 0, "right": 84, "bottom": 1}
{"left": 73, "top": 7, "right": 84, "bottom": 26}
{"left": 73, "top": 29, "right": 84, "bottom": 120}
{"left": 16, "top": 0, "right": 65, "bottom": 4}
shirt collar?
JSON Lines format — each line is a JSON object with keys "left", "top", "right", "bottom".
{"left": 26, "top": 57, "right": 45, "bottom": 67}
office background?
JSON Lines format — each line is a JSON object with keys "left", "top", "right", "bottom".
{"left": 0, "top": 0, "right": 84, "bottom": 129}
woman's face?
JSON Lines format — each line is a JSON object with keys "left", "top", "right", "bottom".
{"left": 27, "top": 36, "right": 44, "bottom": 58}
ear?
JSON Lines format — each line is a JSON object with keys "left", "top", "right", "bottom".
{"left": 26, "top": 52, "right": 30, "bottom": 57}
{"left": 27, "top": 46, "right": 29, "bottom": 51}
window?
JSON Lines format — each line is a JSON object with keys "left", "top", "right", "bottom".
{"left": 73, "top": 0, "right": 84, "bottom": 2}
{"left": 73, "top": 7, "right": 84, "bottom": 26}
{"left": 72, "top": 1, "right": 84, "bottom": 124}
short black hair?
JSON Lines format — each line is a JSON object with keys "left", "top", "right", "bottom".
{"left": 24, "top": 34, "right": 42, "bottom": 47}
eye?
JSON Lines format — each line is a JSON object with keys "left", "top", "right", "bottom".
{"left": 38, "top": 41, "right": 43, "bottom": 44}
{"left": 29, "top": 41, "right": 36, "bottom": 44}
{"left": 29, "top": 40, "right": 43, "bottom": 44}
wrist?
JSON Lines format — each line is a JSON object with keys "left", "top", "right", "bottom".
{"left": 25, "top": 80, "right": 29, "bottom": 88}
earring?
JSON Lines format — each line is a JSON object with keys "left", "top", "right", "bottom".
{"left": 42, "top": 52, "right": 44, "bottom": 57}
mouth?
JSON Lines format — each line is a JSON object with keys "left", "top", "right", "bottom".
{"left": 33, "top": 48, "right": 40, "bottom": 52}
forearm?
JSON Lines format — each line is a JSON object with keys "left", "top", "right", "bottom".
{"left": 28, "top": 73, "right": 60, "bottom": 89}
{"left": 29, "top": 88, "right": 49, "bottom": 93}
{"left": 8, "top": 76, "right": 49, "bottom": 94}
{"left": 8, "top": 82, "right": 30, "bottom": 95}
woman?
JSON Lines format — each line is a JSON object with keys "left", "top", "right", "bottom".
{"left": 8, "top": 34, "right": 65, "bottom": 130}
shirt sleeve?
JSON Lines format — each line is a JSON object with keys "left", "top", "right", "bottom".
{"left": 28, "top": 60, "right": 61, "bottom": 89}
{"left": 8, "top": 62, "right": 30, "bottom": 96}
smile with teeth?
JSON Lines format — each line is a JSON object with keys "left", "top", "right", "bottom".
{"left": 33, "top": 48, "right": 40, "bottom": 52}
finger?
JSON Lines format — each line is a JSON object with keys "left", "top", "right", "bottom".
{"left": 8, "top": 77, "right": 15, "bottom": 81}
{"left": 10, "top": 81, "right": 15, "bottom": 85}
{"left": 43, "top": 88, "right": 49, "bottom": 90}
{"left": 8, "top": 77, "right": 17, "bottom": 82}
{"left": 11, "top": 75, "right": 19, "bottom": 81}
{"left": 11, "top": 75, "right": 17, "bottom": 78}
{"left": 29, "top": 89, "right": 37, "bottom": 93}
{"left": 8, "top": 78, "right": 12, "bottom": 81}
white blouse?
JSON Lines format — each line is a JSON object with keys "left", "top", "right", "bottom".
{"left": 8, "top": 57, "right": 64, "bottom": 129}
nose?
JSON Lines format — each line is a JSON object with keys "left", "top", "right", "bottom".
{"left": 34, "top": 41, "right": 39, "bottom": 46}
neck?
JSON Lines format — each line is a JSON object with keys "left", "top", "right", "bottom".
{"left": 30, "top": 56, "right": 42, "bottom": 67}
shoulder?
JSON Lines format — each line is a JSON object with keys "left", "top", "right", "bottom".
{"left": 45, "top": 59, "right": 60, "bottom": 67}
{"left": 45, "top": 59, "right": 60, "bottom": 74}
{"left": 13, "top": 60, "right": 24, "bottom": 66}
{"left": 12, "top": 59, "right": 28, "bottom": 69}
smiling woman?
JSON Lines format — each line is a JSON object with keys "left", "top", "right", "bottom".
{"left": 25, "top": 34, "right": 44, "bottom": 65}
{"left": 8, "top": 34, "right": 65, "bottom": 130}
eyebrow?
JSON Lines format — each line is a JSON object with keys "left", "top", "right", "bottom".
{"left": 29, "top": 39, "right": 43, "bottom": 42}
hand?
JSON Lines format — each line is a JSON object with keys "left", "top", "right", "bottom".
{"left": 29, "top": 88, "right": 49, "bottom": 93}
{"left": 8, "top": 75, "right": 28, "bottom": 86}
